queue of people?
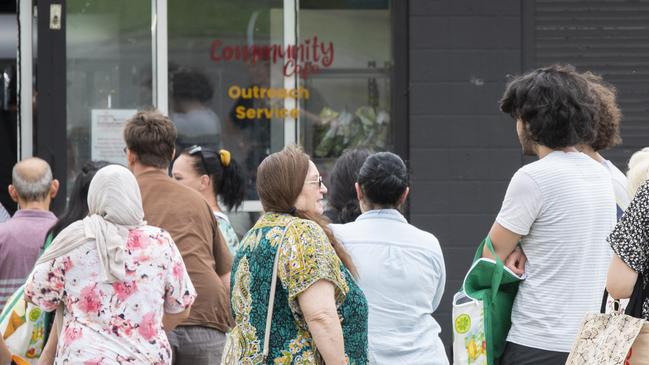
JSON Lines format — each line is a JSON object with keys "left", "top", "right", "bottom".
{"left": 0, "top": 63, "right": 648, "bottom": 365}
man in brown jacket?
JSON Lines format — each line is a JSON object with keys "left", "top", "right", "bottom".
{"left": 124, "top": 110, "right": 233, "bottom": 364}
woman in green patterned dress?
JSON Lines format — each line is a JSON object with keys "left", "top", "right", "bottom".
{"left": 222, "top": 145, "right": 368, "bottom": 365}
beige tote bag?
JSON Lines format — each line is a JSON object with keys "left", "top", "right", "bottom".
{"left": 566, "top": 312, "right": 649, "bottom": 365}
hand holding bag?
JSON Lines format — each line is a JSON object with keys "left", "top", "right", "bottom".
{"left": 452, "top": 236, "right": 523, "bottom": 365}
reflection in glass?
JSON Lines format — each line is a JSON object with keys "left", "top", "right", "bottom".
{"left": 298, "top": 4, "right": 393, "bottom": 186}
{"left": 168, "top": 0, "right": 284, "bottom": 203}
{"left": 66, "top": 0, "right": 152, "bottom": 192}
{"left": 0, "top": 60, "right": 17, "bottom": 214}
{"left": 168, "top": 0, "right": 284, "bottom": 235}
{"left": 171, "top": 68, "right": 221, "bottom": 150}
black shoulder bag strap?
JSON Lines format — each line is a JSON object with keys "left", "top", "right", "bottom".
{"left": 601, "top": 272, "right": 647, "bottom": 318}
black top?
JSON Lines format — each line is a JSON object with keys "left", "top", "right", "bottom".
{"left": 608, "top": 180, "right": 649, "bottom": 319}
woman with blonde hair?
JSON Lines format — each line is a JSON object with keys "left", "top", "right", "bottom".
{"left": 626, "top": 147, "right": 649, "bottom": 199}
{"left": 223, "top": 145, "right": 367, "bottom": 365}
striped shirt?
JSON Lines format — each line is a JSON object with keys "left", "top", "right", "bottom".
{"left": 0, "top": 209, "right": 56, "bottom": 309}
{"left": 0, "top": 203, "right": 9, "bottom": 223}
{"left": 496, "top": 151, "right": 616, "bottom": 353}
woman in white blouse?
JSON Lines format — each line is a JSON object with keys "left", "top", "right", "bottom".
{"left": 330, "top": 152, "right": 448, "bottom": 365}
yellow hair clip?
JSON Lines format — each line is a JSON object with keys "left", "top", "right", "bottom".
{"left": 219, "top": 149, "right": 231, "bottom": 167}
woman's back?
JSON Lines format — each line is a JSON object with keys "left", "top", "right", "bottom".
{"left": 332, "top": 209, "right": 448, "bottom": 365}
{"left": 27, "top": 225, "right": 194, "bottom": 364}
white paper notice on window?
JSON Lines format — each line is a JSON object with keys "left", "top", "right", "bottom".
{"left": 91, "top": 109, "right": 137, "bottom": 165}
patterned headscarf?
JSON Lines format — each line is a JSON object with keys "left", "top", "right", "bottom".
{"left": 36, "top": 165, "right": 146, "bottom": 282}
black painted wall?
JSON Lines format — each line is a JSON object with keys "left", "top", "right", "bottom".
{"left": 407, "top": 0, "right": 524, "bottom": 355}
{"left": 407, "top": 0, "right": 649, "bottom": 358}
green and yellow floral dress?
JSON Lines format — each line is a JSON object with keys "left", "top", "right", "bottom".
{"left": 222, "top": 213, "right": 368, "bottom": 365}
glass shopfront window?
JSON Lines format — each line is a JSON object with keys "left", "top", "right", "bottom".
{"left": 168, "top": 0, "right": 284, "bottom": 201}
{"left": 60, "top": 0, "right": 394, "bottom": 233}
{"left": 167, "top": 0, "right": 285, "bottom": 233}
{"left": 66, "top": 0, "right": 153, "bottom": 184}
{"left": 298, "top": 1, "right": 393, "bottom": 185}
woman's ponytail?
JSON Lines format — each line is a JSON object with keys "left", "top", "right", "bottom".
{"left": 215, "top": 152, "right": 246, "bottom": 211}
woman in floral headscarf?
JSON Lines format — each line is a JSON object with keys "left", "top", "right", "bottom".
{"left": 25, "top": 165, "right": 196, "bottom": 364}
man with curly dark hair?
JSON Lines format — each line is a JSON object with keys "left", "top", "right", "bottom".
{"left": 483, "top": 64, "right": 617, "bottom": 364}
{"left": 578, "top": 72, "right": 629, "bottom": 219}
{"left": 171, "top": 68, "right": 221, "bottom": 151}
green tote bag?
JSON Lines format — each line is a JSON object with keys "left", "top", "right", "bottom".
{"left": 453, "top": 236, "right": 523, "bottom": 365}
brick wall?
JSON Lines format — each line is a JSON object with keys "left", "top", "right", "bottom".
{"left": 408, "top": 0, "right": 524, "bottom": 355}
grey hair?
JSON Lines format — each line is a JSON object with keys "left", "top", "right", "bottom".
{"left": 12, "top": 163, "right": 53, "bottom": 201}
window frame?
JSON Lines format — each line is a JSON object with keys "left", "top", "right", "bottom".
{"left": 23, "top": 0, "right": 408, "bottom": 214}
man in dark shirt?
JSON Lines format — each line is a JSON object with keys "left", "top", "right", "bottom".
{"left": 123, "top": 111, "right": 233, "bottom": 365}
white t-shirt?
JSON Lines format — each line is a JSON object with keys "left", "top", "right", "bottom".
{"left": 496, "top": 151, "right": 616, "bottom": 352}
{"left": 603, "top": 159, "right": 631, "bottom": 217}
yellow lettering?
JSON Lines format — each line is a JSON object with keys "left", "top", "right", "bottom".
{"left": 246, "top": 108, "right": 257, "bottom": 119}
{"left": 229, "top": 85, "right": 312, "bottom": 101}
{"left": 261, "top": 108, "right": 273, "bottom": 119}
{"left": 235, "top": 105, "right": 246, "bottom": 119}
{"left": 228, "top": 85, "right": 241, "bottom": 99}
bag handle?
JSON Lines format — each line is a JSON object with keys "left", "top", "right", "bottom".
{"left": 600, "top": 271, "right": 646, "bottom": 317}
{"left": 263, "top": 219, "right": 298, "bottom": 360}
{"left": 474, "top": 236, "right": 506, "bottom": 303}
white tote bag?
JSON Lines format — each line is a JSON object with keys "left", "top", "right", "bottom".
{"left": 0, "top": 284, "right": 46, "bottom": 365}
{"left": 452, "top": 291, "right": 487, "bottom": 365}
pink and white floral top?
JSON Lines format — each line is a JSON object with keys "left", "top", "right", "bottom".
{"left": 25, "top": 226, "right": 196, "bottom": 365}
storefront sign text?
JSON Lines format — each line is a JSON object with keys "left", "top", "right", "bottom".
{"left": 229, "top": 85, "right": 310, "bottom": 119}
{"left": 210, "top": 35, "right": 334, "bottom": 79}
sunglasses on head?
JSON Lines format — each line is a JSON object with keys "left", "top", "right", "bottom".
{"left": 187, "top": 145, "right": 219, "bottom": 174}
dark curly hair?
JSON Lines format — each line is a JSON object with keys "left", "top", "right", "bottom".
{"left": 582, "top": 72, "right": 622, "bottom": 151}
{"left": 172, "top": 68, "right": 214, "bottom": 103}
{"left": 357, "top": 152, "right": 408, "bottom": 208}
{"left": 325, "top": 148, "right": 372, "bottom": 224}
{"left": 500, "top": 64, "right": 598, "bottom": 149}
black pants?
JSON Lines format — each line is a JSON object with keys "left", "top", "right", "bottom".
{"left": 500, "top": 341, "right": 569, "bottom": 365}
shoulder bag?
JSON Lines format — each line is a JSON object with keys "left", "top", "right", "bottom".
{"left": 566, "top": 272, "right": 649, "bottom": 365}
